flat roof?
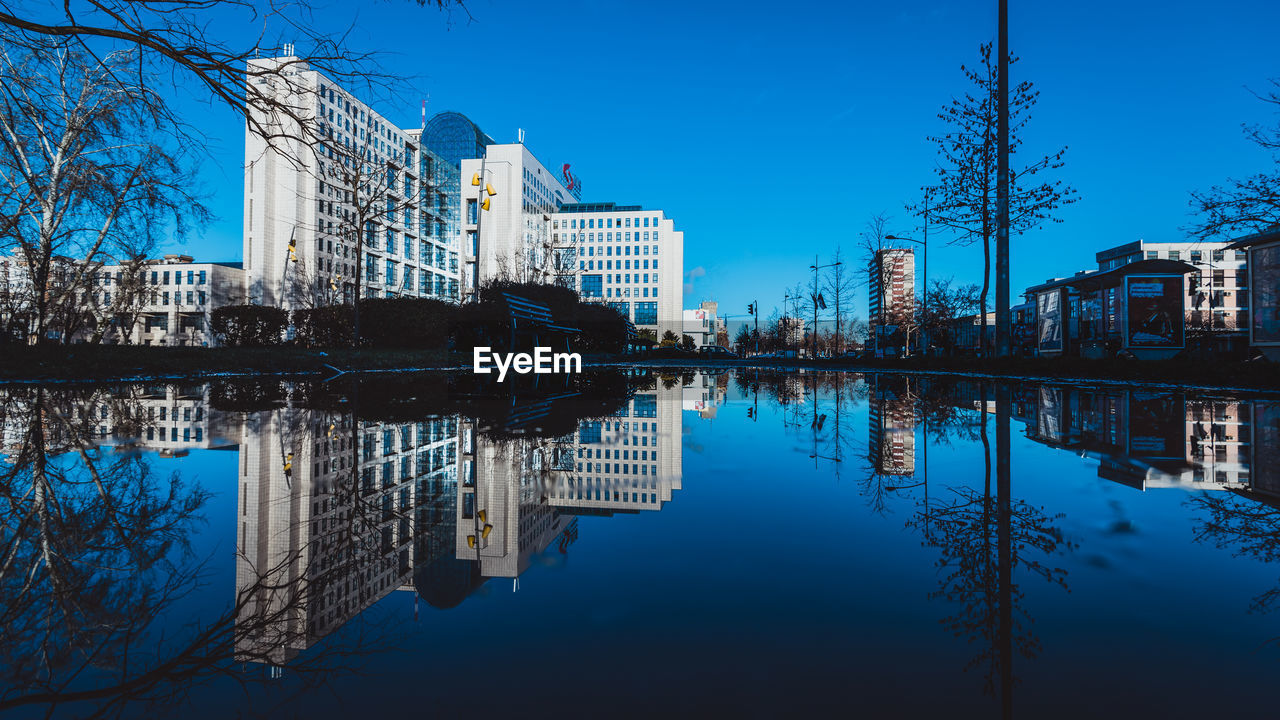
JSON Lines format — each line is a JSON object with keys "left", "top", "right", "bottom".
{"left": 1024, "top": 258, "right": 1196, "bottom": 295}
{"left": 1225, "top": 226, "right": 1280, "bottom": 250}
{"left": 556, "top": 202, "right": 643, "bottom": 213}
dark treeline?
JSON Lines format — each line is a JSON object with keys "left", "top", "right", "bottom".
{"left": 211, "top": 281, "right": 632, "bottom": 353}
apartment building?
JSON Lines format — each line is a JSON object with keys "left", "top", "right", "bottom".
{"left": 84, "top": 256, "right": 245, "bottom": 346}
{"left": 243, "top": 54, "right": 461, "bottom": 313}
{"left": 550, "top": 202, "right": 684, "bottom": 338}
{"left": 1096, "top": 240, "right": 1249, "bottom": 349}
{"left": 869, "top": 248, "right": 915, "bottom": 352}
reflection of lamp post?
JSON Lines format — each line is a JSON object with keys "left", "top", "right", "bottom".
{"left": 809, "top": 258, "right": 842, "bottom": 359}
{"left": 886, "top": 234, "right": 927, "bottom": 356}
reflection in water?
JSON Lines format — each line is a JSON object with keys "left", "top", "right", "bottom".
{"left": 4, "top": 371, "right": 1280, "bottom": 716}
{"left": 0, "top": 374, "right": 682, "bottom": 716}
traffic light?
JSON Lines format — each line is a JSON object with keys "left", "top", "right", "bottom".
{"left": 747, "top": 407, "right": 754, "bottom": 419}
{"left": 747, "top": 303, "right": 754, "bottom": 316}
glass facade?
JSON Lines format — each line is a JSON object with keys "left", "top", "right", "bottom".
{"left": 422, "top": 111, "right": 493, "bottom": 169}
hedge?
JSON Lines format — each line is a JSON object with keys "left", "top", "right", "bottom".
{"left": 211, "top": 305, "right": 288, "bottom": 347}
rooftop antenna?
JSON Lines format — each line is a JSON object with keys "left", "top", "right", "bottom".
{"left": 421, "top": 94, "right": 429, "bottom": 130}
{"left": 283, "top": 42, "right": 294, "bottom": 56}
{"left": 517, "top": 127, "right": 526, "bottom": 144}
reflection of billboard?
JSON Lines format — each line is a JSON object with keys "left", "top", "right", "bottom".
{"left": 1125, "top": 276, "right": 1184, "bottom": 348}
{"left": 1037, "top": 290, "right": 1063, "bottom": 352}
{"left": 1036, "top": 386, "right": 1063, "bottom": 442}
{"left": 1250, "top": 242, "right": 1280, "bottom": 345}
{"left": 1127, "top": 392, "right": 1185, "bottom": 460}
{"left": 1252, "top": 402, "right": 1280, "bottom": 497}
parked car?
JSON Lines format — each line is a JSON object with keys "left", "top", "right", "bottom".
{"left": 698, "top": 345, "right": 739, "bottom": 359}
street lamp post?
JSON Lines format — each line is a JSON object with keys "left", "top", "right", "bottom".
{"left": 468, "top": 153, "right": 497, "bottom": 301}
{"left": 886, "top": 233, "right": 926, "bottom": 356}
{"left": 809, "top": 257, "right": 842, "bottom": 360}
{"left": 784, "top": 290, "right": 797, "bottom": 354}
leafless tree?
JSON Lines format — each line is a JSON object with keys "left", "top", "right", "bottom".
{"left": 1188, "top": 77, "right": 1280, "bottom": 239}
{"left": 923, "top": 277, "right": 982, "bottom": 355}
{"left": 824, "top": 246, "right": 857, "bottom": 354}
{"left": 0, "top": 37, "right": 205, "bottom": 344}
{"left": 913, "top": 42, "right": 1077, "bottom": 354}
{"left": 0, "top": 1, "right": 467, "bottom": 160}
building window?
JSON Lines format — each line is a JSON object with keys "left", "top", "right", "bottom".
{"left": 581, "top": 274, "right": 603, "bottom": 298}
{"left": 635, "top": 302, "right": 657, "bottom": 325}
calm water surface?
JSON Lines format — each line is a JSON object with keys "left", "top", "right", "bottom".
{"left": 2, "top": 370, "right": 1278, "bottom": 718}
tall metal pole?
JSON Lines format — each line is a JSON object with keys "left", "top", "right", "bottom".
{"left": 470, "top": 152, "right": 488, "bottom": 301}
{"left": 995, "top": 0, "right": 1012, "bottom": 357}
{"left": 812, "top": 255, "right": 819, "bottom": 360}
{"left": 754, "top": 298, "right": 759, "bottom": 355}
{"left": 922, "top": 192, "right": 929, "bottom": 357}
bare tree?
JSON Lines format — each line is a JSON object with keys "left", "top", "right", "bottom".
{"left": 824, "top": 246, "right": 857, "bottom": 355}
{"left": 0, "top": 2, "right": 466, "bottom": 160}
{"left": 0, "top": 37, "right": 205, "bottom": 344}
{"left": 1188, "top": 77, "right": 1280, "bottom": 239}
{"left": 914, "top": 43, "right": 1077, "bottom": 354}
{"left": 923, "top": 277, "right": 982, "bottom": 355}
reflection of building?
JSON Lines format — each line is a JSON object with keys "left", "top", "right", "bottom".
{"left": 1013, "top": 385, "right": 1252, "bottom": 491}
{"left": 550, "top": 384, "right": 683, "bottom": 515}
{"left": 456, "top": 429, "right": 569, "bottom": 579}
{"left": 683, "top": 371, "right": 728, "bottom": 418}
{"left": 869, "top": 378, "right": 916, "bottom": 476}
{"left": 235, "top": 408, "right": 459, "bottom": 665}
{"left": 0, "top": 385, "right": 239, "bottom": 459}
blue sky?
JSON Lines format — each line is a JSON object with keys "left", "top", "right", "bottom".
{"left": 169, "top": 0, "right": 1280, "bottom": 321}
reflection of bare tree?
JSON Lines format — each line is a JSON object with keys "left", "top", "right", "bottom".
{"left": 0, "top": 387, "right": 394, "bottom": 717}
{"left": 907, "top": 386, "right": 1073, "bottom": 709}
{"left": 0, "top": 387, "right": 209, "bottom": 714}
{"left": 1189, "top": 492, "right": 1280, "bottom": 617}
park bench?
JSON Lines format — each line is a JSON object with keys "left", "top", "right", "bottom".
{"left": 499, "top": 292, "right": 580, "bottom": 353}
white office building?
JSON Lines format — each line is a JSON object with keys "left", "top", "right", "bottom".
{"left": 459, "top": 143, "right": 578, "bottom": 296}
{"left": 243, "top": 54, "right": 462, "bottom": 312}
{"left": 83, "top": 256, "right": 245, "bottom": 346}
{"left": 550, "top": 202, "right": 684, "bottom": 338}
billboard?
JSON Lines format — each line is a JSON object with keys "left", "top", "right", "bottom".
{"left": 1250, "top": 241, "right": 1280, "bottom": 345}
{"left": 1125, "top": 275, "right": 1184, "bottom": 348}
{"left": 1036, "top": 289, "right": 1063, "bottom": 352}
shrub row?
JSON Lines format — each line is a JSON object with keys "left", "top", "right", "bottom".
{"left": 211, "top": 283, "right": 630, "bottom": 353}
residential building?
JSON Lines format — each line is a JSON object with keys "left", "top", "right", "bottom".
{"left": 1096, "top": 240, "right": 1249, "bottom": 352}
{"left": 243, "top": 54, "right": 462, "bottom": 314}
{"left": 551, "top": 202, "right": 684, "bottom": 338}
{"left": 459, "top": 143, "right": 579, "bottom": 296}
{"left": 682, "top": 302, "right": 720, "bottom": 348}
{"left": 869, "top": 248, "right": 915, "bottom": 353}
{"left": 82, "top": 256, "right": 245, "bottom": 346}
{"left": 1, "top": 253, "right": 243, "bottom": 346}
